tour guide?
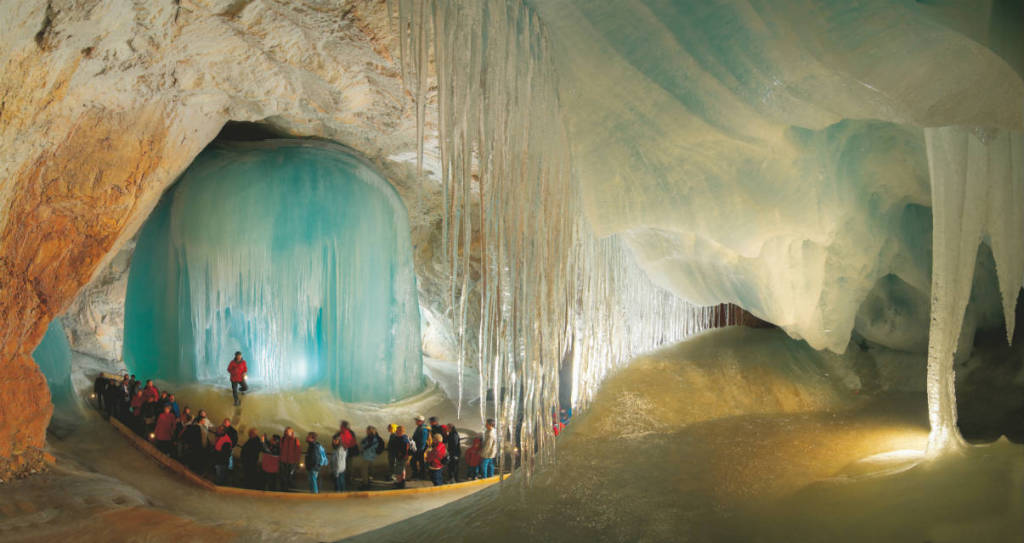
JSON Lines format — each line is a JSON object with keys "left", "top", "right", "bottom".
{"left": 227, "top": 351, "right": 248, "bottom": 406}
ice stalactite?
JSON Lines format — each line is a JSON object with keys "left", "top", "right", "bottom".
{"left": 124, "top": 141, "right": 422, "bottom": 403}
{"left": 392, "top": 0, "right": 727, "bottom": 478}
{"left": 923, "top": 127, "right": 1024, "bottom": 455}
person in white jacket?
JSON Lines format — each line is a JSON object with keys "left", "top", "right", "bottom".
{"left": 330, "top": 442, "right": 347, "bottom": 492}
{"left": 479, "top": 418, "right": 497, "bottom": 478}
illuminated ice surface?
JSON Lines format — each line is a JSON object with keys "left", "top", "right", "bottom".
{"left": 123, "top": 141, "right": 422, "bottom": 403}
{"left": 343, "top": 328, "right": 1024, "bottom": 543}
{"left": 394, "top": 0, "right": 1024, "bottom": 461}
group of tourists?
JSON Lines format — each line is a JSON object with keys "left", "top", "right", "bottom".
{"left": 90, "top": 351, "right": 549, "bottom": 494}
{"left": 93, "top": 375, "right": 502, "bottom": 494}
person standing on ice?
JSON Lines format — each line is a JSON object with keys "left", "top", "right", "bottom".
{"left": 480, "top": 418, "right": 497, "bottom": 478}
{"left": 227, "top": 351, "right": 248, "bottom": 406}
{"left": 411, "top": 415, "right": 429, "bottom": 479}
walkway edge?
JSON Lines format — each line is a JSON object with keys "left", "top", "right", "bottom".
{"left": 108, "top": 416, "right": 503, "bottom": 499}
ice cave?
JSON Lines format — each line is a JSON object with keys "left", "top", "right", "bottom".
{"left": 1, "top": 0, "right": 1023, "bottom": 542}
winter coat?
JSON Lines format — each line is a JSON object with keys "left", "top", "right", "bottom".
{"left": 360, "top": 434, "right": 385, "bottom": 462}
{"left": 261, "top": 444, "right": 280, "bottom": 474}
{"left": 426, "top": 442, "right": 447, "bottom": 470}
{"left": 141, "top": 385, "right": 160, "bottom": 403}
{"left": 280, "top": 435, "right": 302, "bottom": 464}
{"left": 214, "top": 434, "right": 233, "bottom": 465}
{"left": 330, "top": 447, "right": 347, "bottom": 476}
{"left": 224, "top": 426, "right": 239, "bottom": 447}
{"left": 412, "top": 424, "right": 429, "bottom": 451}
{"left": 130, "top": 394, "right": 144, "bottom": 414}
{"left": 387, "top": 434, "right": 410, "bottom": 461}
{"left": 445, "top": 428, "right": 462, "bottom": 459}
{"left": 241, "top": 437, "right": 262, "bottom": 468}
{"left": 182, "top": 423, "right": 203, "bottom": 451}
{"left": 465, "top": 444, "right": 482, "bottom": 467}
{"left": 305, "top": 441, "right": 326, "bottom": 470}
{"left": 480, "top": 427, "right": 497, "bottom": 459}
{"left": 154, "top": 412, "right": 177, "bottom": 441}
{"left": 227, "top": 359, "right": 248, "bottom": 382}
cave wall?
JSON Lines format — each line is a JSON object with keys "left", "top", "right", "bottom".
{"left": 0, "top": 0, "right": 447, "bottom": 477}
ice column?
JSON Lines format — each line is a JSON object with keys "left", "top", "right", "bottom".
{"left": 393, "top": 0, "right": 726, "bottom": 478}
{"left": 924, "top": 127, "right": 1024, "bottom": 455}
{"left": 123, "top": 142, "right": 422, "bottom": 403}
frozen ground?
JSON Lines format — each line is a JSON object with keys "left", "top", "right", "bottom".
{"left": 345, "top": 327, "right": 1024, "bottom": 543}
{"left": 4, "top": 327, "right": 1022, "bottom": 542}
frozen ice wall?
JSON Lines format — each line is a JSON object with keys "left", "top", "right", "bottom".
{"left": 32, "top": 317, "right": 75, "bottom": 407}
{"left": 123, "top": 141, "right": 422, "bottom": 403}
{"left": 395, "top": 0, "right": 1024, "bottom": 459}
{"left": 528, "top": 0, "right": 1024, "bottom": 354}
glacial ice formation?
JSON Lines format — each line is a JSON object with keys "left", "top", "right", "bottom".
{"left": 393, "top": 0, "right": 731, "bottom": 477}
{"left": 123, "top": 141, "right": 422, "bottom": 403}
{"left": 394, "top": 0, "right": 1024, "bottom": 458}
{"left": 923, "top": 127, "right": 1024, "bottom": 453}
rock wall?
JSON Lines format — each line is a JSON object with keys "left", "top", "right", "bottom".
{"left": 0, "top": 0, "right": 450, "bottom": 477}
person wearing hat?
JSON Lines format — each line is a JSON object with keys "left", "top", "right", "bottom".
{"left": 411, "top": 415, "right": 429, "bottom": 479}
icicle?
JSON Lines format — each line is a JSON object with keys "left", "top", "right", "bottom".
{"left": 393, "top": 0, "right": 724, "bottom": 479}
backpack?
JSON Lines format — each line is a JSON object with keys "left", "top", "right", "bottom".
{"left": 340, "top": 429, "right": 357, "bottom": 449}
{"left": 316, "top": 443, "right": 328, "bottom": 468}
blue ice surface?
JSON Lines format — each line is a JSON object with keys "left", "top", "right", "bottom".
{"left": 123, "top": 141, "right": 423, "bottom": 402}
{"left": 32, "top": 317, "right": 75, "bottom": 406}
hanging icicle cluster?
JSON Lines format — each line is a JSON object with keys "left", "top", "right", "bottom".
{"left": 390, "top": 0, "right": 730, "bottom": 478}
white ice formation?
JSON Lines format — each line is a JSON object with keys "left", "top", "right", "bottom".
{"left": 395, "top": 0, "right": 1024, "bottom": 458}
{"left": 391, "top": 0, "right": 733, "bottom": 477}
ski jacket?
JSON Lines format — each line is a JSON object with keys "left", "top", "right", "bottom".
{"left": 227, "top": 359, "right": 248, "bottom": 382}
{"left": 154, "top": 412, "right": 177, "bottom": 441}
{"left": 426, "top": 442, "right": 447, "bottom": 470}
{"left": 280, "top": 435, "right": 302, "bottom": 464}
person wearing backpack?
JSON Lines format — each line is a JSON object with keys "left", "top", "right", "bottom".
{"left": 387, "top": 425, "right": 411, "bottom": 488}
{"left": 353, "top": 426, "right": 385, "bottom": 490}
{"left": 332, "top": 420, "right": 359, "bottom": 486}
{"left": 305, "top": 432, "right": 327, "bottom": 494}
{"left": 411, "top": 415, "right": 429, "bottom": 479}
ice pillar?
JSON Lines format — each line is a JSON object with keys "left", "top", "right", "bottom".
{"left": 923, "top": 127, "right": 1024, "bottom": 455}
{"left": 123, "top": 141, "right": 423, "bottom": 403}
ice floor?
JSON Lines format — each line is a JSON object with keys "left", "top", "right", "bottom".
{"left": 4, "top": 328, "right": 1022, "bottom": 542}
{"left": 345, "top": 328, "right": 1024, "bottom": 543}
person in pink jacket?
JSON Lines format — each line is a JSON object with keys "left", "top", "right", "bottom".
{"left": 153, "top": 404, "right": 177, "bottom": 456}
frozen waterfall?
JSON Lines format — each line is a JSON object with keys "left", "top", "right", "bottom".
{"left": 123, "top": 141, "right": 423, "bottom": 403}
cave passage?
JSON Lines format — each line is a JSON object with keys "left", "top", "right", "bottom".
{"left": 122, "top": 140, "right": 423, "bottom": 403}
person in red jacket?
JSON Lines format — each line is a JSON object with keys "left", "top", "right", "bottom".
{"left": 425, "top": 433, "right": 447, "bottom": 486}
{"left": 464, "top": 437, "right": 482, "bottom": 480}
{"left": 153, "top": 404, "right": 177, "bottom": 456}
{"left": 227, "top": 351, "right": 248, "bottom": 406}
{"left": 141, "top": 380, "right": 160, "bottom": 403}
{"left": 279, "top": 426, "right": 302, "bottom": 490}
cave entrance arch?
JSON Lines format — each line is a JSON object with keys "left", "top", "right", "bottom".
{"left": 123, "top": 137, "right": 423, "bottom": 403}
